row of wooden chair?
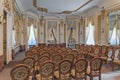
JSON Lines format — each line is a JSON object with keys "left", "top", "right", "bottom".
{"left": 10, "top": 57, "right": 103, "bottom": 80}
{"left": 27, "top": 44, "right": 120, "bottom": 70}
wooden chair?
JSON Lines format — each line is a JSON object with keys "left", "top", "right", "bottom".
{"left": 93, "top": 45, "right": 101, "bottom": 57}
{"left": 85, "top": 45, "right": 93, "bottom": 58}
{"left": 52, "top": 54, "right": 63, "bottom": 70}
{"left": 49, "top": 49, "right": 55, "bottom": 56}
{"left": 38, "top": 61, "right": 55, "bottom": 80}
{"left": 61, "top": 47, "right": 67, "bottom": 52}
{"left": 112, "top": 48, "right": 120, "bottom": 70}
{"left": 57, "top": 49, "right": 63, "bottom": 53}
{"left": 10, "top": 64, "right": 30, "bottom": 80}
{"left": 40, "top": 51, "right": 51, "bottom": 58}
{"left": 38, "top": 56, "right": 50, "bottom": 68}
{"left": 25, "top": 51, "right": 38, "bottom": 62}
{"left": 75, "top": 44, "right": 80, "bottom": 51}
{"left": 87, "top": 58, "right": 103, "bottom": 80}
{"left": 61, "top": 51, "right": 68, "bottom": 57}
{"left": 25, "top": 51, "right": 39, "bottom": 72}
{"left": 54, "top": 60, "right": 72, "bottom": 80}
{"left": 22, "top": 57, "right": 36, "bottom": 79}
{"left": 67, "top": 48, "right": 72, "bottom": 54}
{"left": 71, "top": 59, "right": 88, "bottom": 80}
{"left": 64, "top": 53, "right": 75, "bottom": 64}
{"left": 100, "top": 45, "right": 108, "bottom": 61}
{"left": 71, "top": 50, "right": 78, "bottom": 59}
{"left": 76, "top": 53, "right": 85, "bottom": 60}
{"left": 23, "top": 57, "right": 36, "bottom": 70}
{"left": 79, "top": 44, "right": 85, "bottom": 53}
{"left": 101, "top": 46, "right": 114, "bottom": 65}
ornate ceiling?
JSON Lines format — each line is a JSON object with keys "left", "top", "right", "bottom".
{"left": 33, "top": 0, "right": 92, "bottom": 14}
{"left": 16, "top": 0, "right": 120, "bottom": 17}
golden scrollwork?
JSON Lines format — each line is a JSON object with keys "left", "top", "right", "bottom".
{"left": 0, "top": 15, "right": 3, "bottom": 24}
{"left": 4, "top": 0, "right": 10, "bottom": 10}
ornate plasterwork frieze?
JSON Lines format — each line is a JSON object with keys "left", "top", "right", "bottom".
{"left": 33, "top": 0, "right": 92, "bottom": 14}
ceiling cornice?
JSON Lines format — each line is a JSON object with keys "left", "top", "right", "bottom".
{"left": 33, "top": 0, "right": 92, "bottom": 14}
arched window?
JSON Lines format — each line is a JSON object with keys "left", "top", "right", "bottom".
{"left": 109, "top": 27, "right": 119, "bottom": 45}
{"left": 86, "top": 22, "right": 95, "bottom": 45}
{"left": 28, "top": 25, "right": 36, "bottom": 46}
{"left": 108, "top": 11, "right": 120, "bottom": 45}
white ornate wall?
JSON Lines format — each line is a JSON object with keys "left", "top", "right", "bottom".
{"left": 0, "top": 0, "right": 4, "bottom": 56}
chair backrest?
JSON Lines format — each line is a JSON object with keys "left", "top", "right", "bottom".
{"left": 59, "top": 60, "right": 72, "bottom": 80}
{"left": 101, "top": 45, "right": 108, "bottom": 57}
{"left": 41, "top": 51, "right": 50, "bottom": 58}
{"left": 61, "top": 51, "right": 68, "bottom": 57}
{"left": 25, "top": 51, "right": 33, "bottom": 56}
{"left": 23, "top": 57, "right": 36, "bottom": 69}
{"left": 52, "top": 54, "right": 63, "bottom": 70}
{"left": 90, "top": 58, "right": 102, "bottom": 75}
{"left": 49, "top": 49, "right": 55, "bottom": 55}
{"left": 57, "top": 49, "right": 63, "bottom": 53}
{"left": 113, "top": 49, "right": 120, "bottom": 60}
{"left": 86, "top": 45, "right": 93, "bottom": 54}
{"left": 71, "top": 50, "right": 78, "bottom": 58}
{"left": 25, "top": 51, "right": 38, "bottom": 61}
{"left": 76, "top": 53, "right": 85, "bottom": 60}
{"left": 64, "top": 54, "right": 75, "bottom": 64}
{"left": 75, "top": 59, "right": 88, "bottom": 79}
{"left": 79, "top": 44, "right": 85, "bottom": 53}
{"left": 94, "top": 45, "right": 101, "bottom": 57}
{"left": 67, "top": 48, "right": 72, "bottom": 53}
{"left": 39, "top": 56, "right": 50, "bottom": 67}
{"left": 10, "top": 64, "right": 30, "bottom": 80}
{"left": 75, "top": 44, "right": 80, "bottom": 50}
{"left": 40, "top": 61, "right": 55, "bottom": 80}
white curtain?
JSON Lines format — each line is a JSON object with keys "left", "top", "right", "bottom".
{"left": 33, "top": 20, "right": 37, "bottom": 42}
{"left": 85, "top": 24, "right": 90, "bottom": 43}
{"left": 110, "top": 27, "right": 119, "bottom": 45}
{"left": 86, "top": 23, "right": 95, "bottom": 45}
{"left": 27, "top": 26, "right": 30, "bottom": 43}
{"left": 85, "top": 16, "right": 95, "bottom": 45}
{"left": 117, "top": 19, "right": 120, "bottom": 44}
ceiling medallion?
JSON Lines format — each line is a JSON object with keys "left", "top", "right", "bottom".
{"left": 33, "top": 0, "right": 92, "bottom": 14}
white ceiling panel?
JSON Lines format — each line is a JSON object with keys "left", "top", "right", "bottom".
{"left": 16, "top": 0, "right": 120, "bottom": 17}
